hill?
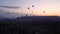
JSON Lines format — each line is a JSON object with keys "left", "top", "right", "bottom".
{"left": 0, "top": 16, "right": 60, "bottom": 34}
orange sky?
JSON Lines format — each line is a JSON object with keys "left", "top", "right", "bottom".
{"left": 1, "top": 0, "right": 60, "bottom": 16}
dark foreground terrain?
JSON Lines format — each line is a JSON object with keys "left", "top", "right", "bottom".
{"left": 0, "top": 16, "right": 60, "bottom": 34}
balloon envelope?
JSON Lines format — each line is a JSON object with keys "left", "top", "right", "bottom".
{"left": 32, "top": 5, "right": 34, "bottom": 7}
{"left": 27, "top": 7, "right": 30, "bottom": 9}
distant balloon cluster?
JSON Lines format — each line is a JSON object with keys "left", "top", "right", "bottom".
{"left": 27, "top": 5, "right": 34, "bottom": 10}
{"left": 27, "top": 5, "right": 46, "bottom": 16}
{"left": 0, "top": 5, "right": 46, "bottom": 18}
{"left": 26, "top": 5, "right": 34, "bottom": 16}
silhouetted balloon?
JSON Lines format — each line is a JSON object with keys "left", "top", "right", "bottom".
{"left": 32, "top": 11, "right": 33, "bottom": 13}
{"left": 8, "top": 12, "right": 9, "bottom": 14}
{"left": 27, "top": 7, "right": 30, "bottom": 9}
{"left": 43, "top": 11, "right": 45, "bottom": 13}
{"left": 32, "top": 5, "right": 34, "bottom": 7}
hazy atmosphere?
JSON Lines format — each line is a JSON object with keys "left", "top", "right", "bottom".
{"left": 0, "top": 0, "right": 60, "bottom": 18}
{"left": 0, "top": 0, "right": 60, "bottom": 34}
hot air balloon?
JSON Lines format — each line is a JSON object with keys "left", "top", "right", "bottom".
{"left": 32, "top": 11, "right": 33, "bottom": 13}
{"left": 8, "top": 12, "right": 10, "bottom": 14}
{"left": 27, "top": 7, "right": 30, "bottom": 9}
{"left": 43, "top": 11, "right": 45, "bottom": 13}
{"left": 32, "top": 5, "right": 34, "bottom": 7}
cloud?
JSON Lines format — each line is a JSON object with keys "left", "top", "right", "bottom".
{"left": 0, "top": 6, "right": 20, "bottom": 9}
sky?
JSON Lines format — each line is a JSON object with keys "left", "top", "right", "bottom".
{"left": 0, "top": 0, "right": 60, "bottom": 18}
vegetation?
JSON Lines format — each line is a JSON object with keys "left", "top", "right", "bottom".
{"left": 0, "top": 16, "right": 60, "bottom": 34}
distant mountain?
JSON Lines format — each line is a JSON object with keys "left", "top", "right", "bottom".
{"left": 13, "top": 16, "right": 60, "bottom": 23}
